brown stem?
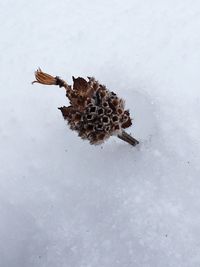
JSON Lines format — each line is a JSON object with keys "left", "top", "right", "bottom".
{"left": 118, "top": 130, "right": 139, "bottom": 146}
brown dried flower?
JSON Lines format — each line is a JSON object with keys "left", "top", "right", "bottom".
{"left": 32, "top": 69, "right": 139, "bottom": 146}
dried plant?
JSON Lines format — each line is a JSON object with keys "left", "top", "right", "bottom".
{"left": 32, "top": 69, "right": 139, "bottom": 146}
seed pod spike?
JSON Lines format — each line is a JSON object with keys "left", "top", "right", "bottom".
{"left": 32, "top": 69, "right": 139, "bottom": 147}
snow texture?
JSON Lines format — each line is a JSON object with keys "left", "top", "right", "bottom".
{"left": 1, "top": 1, "right": 200, "bottom": 266}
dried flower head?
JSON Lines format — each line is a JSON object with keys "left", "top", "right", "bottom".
{"left": 32, "top": 69, "right": 139, "bottom": 146}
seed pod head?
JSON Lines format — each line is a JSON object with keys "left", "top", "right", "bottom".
{"left": 33, "top": 69, "right": 134, "bottom": 145}
{"left": 58, "top": 76, "right": 132, "bottom": 144}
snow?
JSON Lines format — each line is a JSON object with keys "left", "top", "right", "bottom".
{"left": 1, "top": 0, "right": 200, "bottom": 266}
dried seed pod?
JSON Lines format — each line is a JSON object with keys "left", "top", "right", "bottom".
{"left": 32, "top": 69, "right": 139, "bottom": 146}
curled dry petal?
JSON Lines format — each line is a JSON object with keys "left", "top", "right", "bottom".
{"left": 32, "top": 68, "right": 57, "bottom": 85}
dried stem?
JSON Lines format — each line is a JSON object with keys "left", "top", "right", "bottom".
{"left": 118, "top": 130, "right": 139, "bottom": 146}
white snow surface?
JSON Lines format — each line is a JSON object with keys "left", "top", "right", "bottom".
{"left": 1, "top": 1, "right": 200, "bottom": 266}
